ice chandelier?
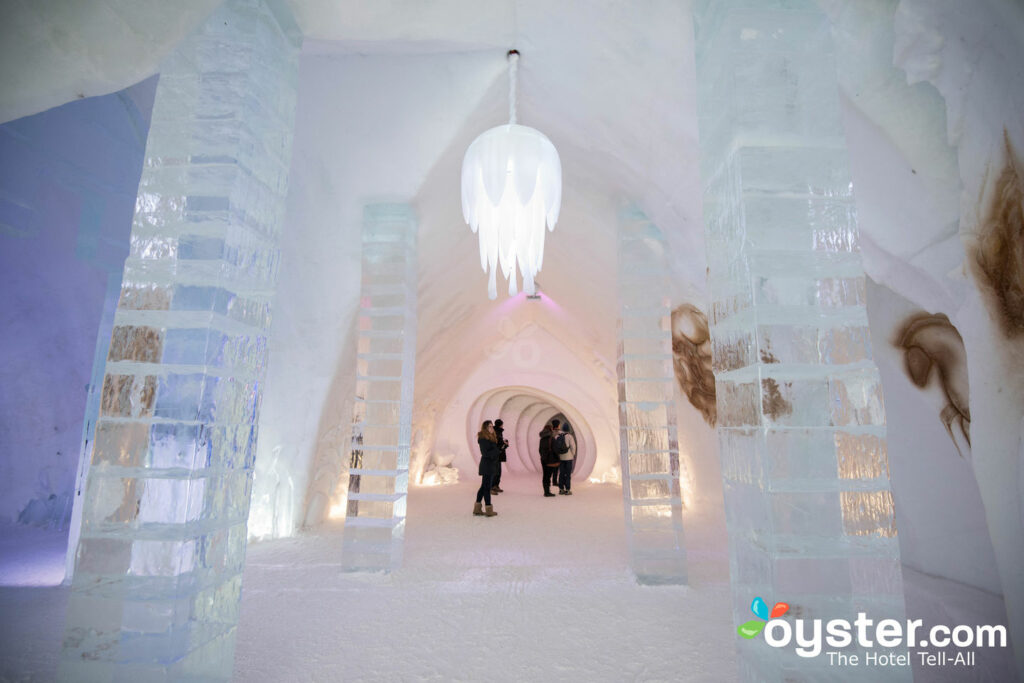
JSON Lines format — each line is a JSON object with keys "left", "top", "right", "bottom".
{"left": 461, "top": 49, "right": 562, "bottom": 299}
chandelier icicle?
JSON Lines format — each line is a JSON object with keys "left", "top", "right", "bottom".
{"left": 461, "top": 49, "right": 562, "bottom": 300}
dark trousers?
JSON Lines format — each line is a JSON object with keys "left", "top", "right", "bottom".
{"left": 476, "top": 473, "right": 493, "bottom": 505}
{"left": 542, "top": 465, "right": 558, "bottom": 493}
{"left": 493, "top": 461, "right": 502, "bottom": 488}
{"left": 558, "top": 460, "right": 573, "bottom": 491}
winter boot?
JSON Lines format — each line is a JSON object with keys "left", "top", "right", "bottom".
{"left": 484, "top": 505, "right": 497, "bottom": 517}
{"left": 473, "top": 502, "right": 484, "bottom": 516}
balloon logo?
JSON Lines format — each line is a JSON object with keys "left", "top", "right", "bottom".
{"left": 737, "top": 596, "right": 790, "bottom": 639}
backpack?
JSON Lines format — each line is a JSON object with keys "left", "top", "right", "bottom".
{"left": 539, "top": 433, "right": 555, "bottom": 464}
{"left": 553, "top": 433, "right": 569, "bottom": 455}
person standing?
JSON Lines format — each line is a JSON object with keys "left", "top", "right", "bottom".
{"left": 492, "top": 418, "right": 508, "bottom": 494}
{"left": 556, "top": 421, "right": 577, "bottom": 495}
{"left": 474, "top": 420, "right": 500, "bottom": 517}
{"left": 539, "top": 419, "right": 560, "bottom": 497}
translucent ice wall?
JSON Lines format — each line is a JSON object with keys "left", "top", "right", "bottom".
{"left": 59, "top": 0, "right": 299, "bottom": 679}
{"left": 617, "top": 208, "right": 688, "bottom": 585}
{"left": 342, "top": 204, "right": 417, "bottom": 572}
{"left": 693, "top": 1, "right": 908, "bottom": 679}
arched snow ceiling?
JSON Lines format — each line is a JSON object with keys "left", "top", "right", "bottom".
{"left": 3, "top": 1, "right": 709, "bottom": 439}
{"left": 0, "top": 0, "right": 706, "bottom": 289}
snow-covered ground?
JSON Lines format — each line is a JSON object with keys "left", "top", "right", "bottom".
{"left": 0, "top": 525, "right": 67, "bottom": 588}
{"left": 0, "top": 476, "right": 737, "bottom": 682}
{"left": 234, "top": 475, "right": 736, "bottom": 682}
{"left": 0, "top": 475, "right": 1014, "bottom": 681}
{"left": 901, "top": 566, "right": 1015, "bottom": 682}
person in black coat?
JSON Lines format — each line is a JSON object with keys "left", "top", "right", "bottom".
{"left": 492, "top": 418, "right": 508, "bottom": 494}
{"left": 539, "top": 419, "right": 561, "bottom": 496}
{"left": 474, "top": 420, "right": 500, "bottom": 517}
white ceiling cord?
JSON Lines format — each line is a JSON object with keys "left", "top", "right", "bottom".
{"left": 507, "top": 49, "right": 519, "bottom": 125}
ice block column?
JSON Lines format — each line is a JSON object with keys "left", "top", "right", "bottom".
{"left": 341, "top": 204, "right": 417, "bottom": 572}
{"left": 59, "top": 1, "right": 299, "bottom": 680}
{"left": 693, "top": 1, "right": 907, "bottom": 680}
{"left": 617, "top": 208, "right": 688, "bottom": 586}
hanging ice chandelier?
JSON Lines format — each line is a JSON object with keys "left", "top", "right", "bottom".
{"left": 461, "top": 49, "right": 562, "bottom": 300}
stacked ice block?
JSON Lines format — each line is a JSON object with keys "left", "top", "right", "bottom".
{"left": 341, "top": 204, "right": 417, "bottom": 572}
{"left": 59, "top": 1, "right": 299, "bottom": 679}
{"left": 617, "top": 208, "right": 688, "bottom": 585}
{"left": 693, "top": 1, "right": 908, "bottom": 679}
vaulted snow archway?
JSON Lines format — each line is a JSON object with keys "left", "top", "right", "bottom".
{"left": 465, "top": 386, "right": 597, "bottom": 480}
{"left": 428, "top": 314, "right": 621, "bottom": 485}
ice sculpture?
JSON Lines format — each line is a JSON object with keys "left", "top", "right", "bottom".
{"left": 341, "top": 204, "right": 417, "bottom": 572}
{"left": 693, "top": 1, "right": 908, "bottom": 679}
{"left": 58, "top": 1, "right": 299, "bottom": 679}
{"left": 617, "top": 208, "right": 688, "bottom": 585}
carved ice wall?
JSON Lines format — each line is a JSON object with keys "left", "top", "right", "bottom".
{"left": 341, "top": 204, "right": 417, "bottom": 573}
{"left": 693, "top": 0, "right": 908, "bottom": 678}
{"left": 59, "top": 1, "right": 299, "bottom": 678}
{"left": 617, "top": 208, "right": 688, "bottom": 585}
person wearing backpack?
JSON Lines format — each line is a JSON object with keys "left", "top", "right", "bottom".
{"left": 538, "top": 420, "right": 561, "bottom": 497}
{"left": 555, "top": 421, "right": 577, "bottom": 495}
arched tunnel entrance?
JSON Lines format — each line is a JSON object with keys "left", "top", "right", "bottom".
{"left": 465, "top": 386, "right": 597, "bottom": 481}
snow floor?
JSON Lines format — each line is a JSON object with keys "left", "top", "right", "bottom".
{"left": 901, "top": 565, "right": 1015, "bottom": 682}
{"left": 0, "top": 524, "right": 67, "bottom": 588}
{"left": 234, "top": 475, "right": 736, "bottom": 682}
{"left": 0, "top": 474, "right": 1015, "bottom": 681}
{"left": 0, "top": 524, "right": 70, "bottom": 681}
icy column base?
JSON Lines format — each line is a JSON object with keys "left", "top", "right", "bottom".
{"left": 617, "top": 208, "right": 688, "bottom": 585}
{"left": 693, "top": 1, "right": 907, "bottom": 680}
{"left": 342, "top": 204, "right": 417, "bottom": 572}
{"left": 59, "top": 1, "right": 299, "bottom": 680}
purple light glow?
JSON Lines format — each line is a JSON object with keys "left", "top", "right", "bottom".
{"left": 489, "top": 289, "right": 564, "bottom": 315}
{"left": 0, "top": 526, "right": 68, "bottom": 587}
{"left": 536, "top": 291, "right": 564, "bottom": 314}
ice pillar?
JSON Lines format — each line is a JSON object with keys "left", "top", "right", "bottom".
{"left": 59, "top": 1, "right": 299, "bottom": 680}
{"left": 693, "top": 1, "right": 907, "bottom": 680}
{"left": 617, "top": 208, "right": 688, "bottom": 586}
{"left": 341, "top": 204, "right": 417, "bottom": 572}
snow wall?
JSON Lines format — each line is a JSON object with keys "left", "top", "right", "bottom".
{"left": 0, "top": 77, "right": 156, "bottom": 526}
